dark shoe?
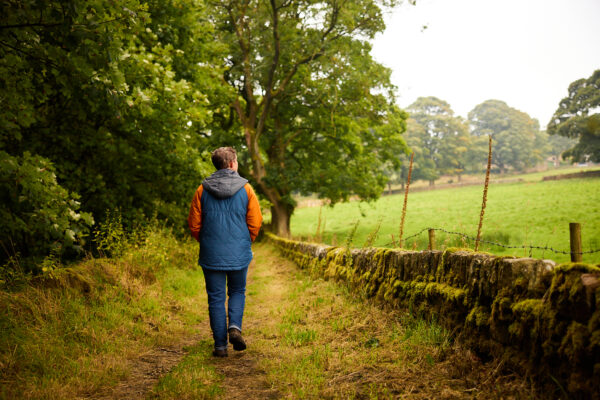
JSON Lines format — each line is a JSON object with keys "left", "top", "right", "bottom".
{"left": 212, "top": 348, "right": 228, "bottom": 357}
{"left": 228, "top": 328, "right": 246, "bottom": 351}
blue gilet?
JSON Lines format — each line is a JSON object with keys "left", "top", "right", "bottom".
{"left": 199, "top": 187, "right": 252, "bottom": 270}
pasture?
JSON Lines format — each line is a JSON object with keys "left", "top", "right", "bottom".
{"left": 290, "top": 176, "right": 600, "bottom": 264}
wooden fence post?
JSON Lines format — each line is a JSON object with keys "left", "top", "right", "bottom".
{"left": 570, "top": 222, "right": 582, "bottom": 262}
{"left": 475, "top": 135, "right": 493, "bottom": 252}
{"left": 398, "top": 152, "right": 414, "bottom": 248}
{"left": 428, "top": 229, "right": 436, "bottom": 250}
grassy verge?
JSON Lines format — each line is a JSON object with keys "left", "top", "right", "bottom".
{"left": 291, "top": 178, "right": 600, "bottom": 264}
{"left": 0, "top": 227, "right": 219, "bottom": 399}
{"left": 261, "top": 278, "right": 455, "bottom": 398}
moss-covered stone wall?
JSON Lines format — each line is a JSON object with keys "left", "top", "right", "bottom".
{"left": 266, "top": 233, "right": 600, "bottom": 399}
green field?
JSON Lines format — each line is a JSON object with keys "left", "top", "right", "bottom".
{"left": 290, "top": 177, "right": 600, "bottom": 264}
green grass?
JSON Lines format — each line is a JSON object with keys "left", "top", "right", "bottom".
{"left": 252, "top": 244, "right": 464, "bottom": 398}
{"left": 0, "top": 227, "right": 211, "bottom": 399}
{"left": 150, "top": 341, "right": 224, "bottom": 400}
{"left": 291, "top": 178, "right": 600, "bottom": 264}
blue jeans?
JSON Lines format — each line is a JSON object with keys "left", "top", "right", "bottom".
{"left": 202, "top": 266, "right": 248, "bottom": 350}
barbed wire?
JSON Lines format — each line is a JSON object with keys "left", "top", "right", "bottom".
{"left": 383, "top": 227, "right": 600, "bottom": 256}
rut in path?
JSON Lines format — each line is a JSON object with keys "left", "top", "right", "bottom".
{"left": 91, "top": 335, "right": 201, "bottom": 400}
{"left": 206, "top": 253, "right": 284, "bottom": 400}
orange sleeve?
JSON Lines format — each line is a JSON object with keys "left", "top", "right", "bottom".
{"left": 244, "top": 183, "right": 263, "bottom": 242}
{"left": 187, "top": 185, "right": 203, "bottom": 242}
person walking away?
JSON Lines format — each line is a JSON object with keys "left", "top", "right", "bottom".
{"left": 188, "top": 147, "right": 262, "bottom": 357}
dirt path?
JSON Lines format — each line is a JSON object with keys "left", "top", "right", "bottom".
{"left": 209, "top": 243, "right": 537, "bottom": 399}
{"left": 207, "top": 255, "right": 283, "bottom": 399}
{"left": 87, "top": 244, "right": 287, "bottom": 400}
{"left": 91, "top": 334, "right": 201, "bottom": 400}
{"left": 93, "top": 242, "right": 537, "bottom": 399}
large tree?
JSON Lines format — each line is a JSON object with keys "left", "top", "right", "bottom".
{"left": 547, "top": 69, "right": 600, "bottom": 162}
{"left": 209, "top": 0, "right": 408, "bottom": 236}
{"left": 405, "top": 97, "right": 472, "bottom": 184}
{"left": 468, "top": 100, "right": 543, "bottom": 173}
{"left": 397, "top": 119, "right": 439, "bottom": 186}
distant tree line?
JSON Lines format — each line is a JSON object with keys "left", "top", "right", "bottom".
{"left": 387, "top": 96, "right": 584, "bottom": 187}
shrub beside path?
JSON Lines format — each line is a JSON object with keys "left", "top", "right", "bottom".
{"left": 149, "top": 242, "right": 538, "bottom": 399}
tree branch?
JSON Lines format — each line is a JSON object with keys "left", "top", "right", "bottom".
{"left": 270, "top": 4, "right": 340, "bottom": 99}
{"left": 232, "top": 97, "right": 246, "bottom": 127}
{"left": 0, "top": 22, "right": 63, "bottom": 30}
{"left": 227, "top": 1, "right": 255, "bottom": 108}
{"left": 0, "top": 40, "right": 61, "bottom": 69}
{"left": 255, "top": 0, "right": 281, "bottom": 141}
{"left": 283, "top": 128, "right": 308, "bottom": 148}
{"left": 72, "top": 16, "right": 131, "bottom": 27}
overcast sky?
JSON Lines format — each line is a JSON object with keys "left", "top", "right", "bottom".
{"left": 371, "top": 0, "right": 600, "bottom": 128}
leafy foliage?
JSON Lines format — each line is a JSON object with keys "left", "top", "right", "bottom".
{"left": 207, "top": 0, "right": 408, "bottom": 235}
{"left": 546, "top": 133, "right": 578, "bottom": 164}
{"left": 401, "top": 119, "right": 440, "bottom": 184}
{"left": 93, "top": 209, "right": 127, "bottom": 258}
{"left": 0, "top": 0, "right": 217, "bottom": 228}
{"left": 0, "top": 0, "right": 221, "bottom": 269}
{"left": 547, "top": 69, "right": 600, "bottom": 162}
{"left": 468, "top": 100, "right": 546, "bottom": 173}
{"left": 405, "top": 97, "right": 478, "bottom": 183}
{"left": 0, "top": 151, "right": 93, "bottom": 272}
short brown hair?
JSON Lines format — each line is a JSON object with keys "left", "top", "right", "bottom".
{"left": 211, "top": 147, "right": 237, "bottom": 170}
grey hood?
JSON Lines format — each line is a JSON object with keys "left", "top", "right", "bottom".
{"left": 202, "top": 169, "right": 248, "bottom": 199}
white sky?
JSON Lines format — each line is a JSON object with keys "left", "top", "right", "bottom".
{"left": 371, "top": 0, "right": 600, "bottom": 128}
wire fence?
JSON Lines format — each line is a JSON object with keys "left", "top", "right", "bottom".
{"left": 380, "top": 139, "right": 600, "bottom": 261}
{"left": 382, "top": 226, "right": 600, "bottom": 256}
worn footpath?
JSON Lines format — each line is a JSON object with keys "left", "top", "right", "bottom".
{"left": 144, "top": 242, "right": 538, "bottom": 399}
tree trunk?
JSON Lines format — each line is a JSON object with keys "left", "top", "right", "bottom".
{"left": 270, "top": 200, "right": 292, "bottom": 237}
{"left": 429, "top": 180, "right": 435, "bottom": 187}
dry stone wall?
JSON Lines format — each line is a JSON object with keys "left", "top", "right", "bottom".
{"left": 542, "top": 169, "right": 600, "bottom": 181}
{"left": 266, "top": 233, "right": 600, "bottom": 399}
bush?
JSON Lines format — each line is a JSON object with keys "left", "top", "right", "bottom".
{"left": 0, "top": 151, "right": 94, "bottom": 274}
{"left": 93, "top": 210, "right": 127, "bottom": 258}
